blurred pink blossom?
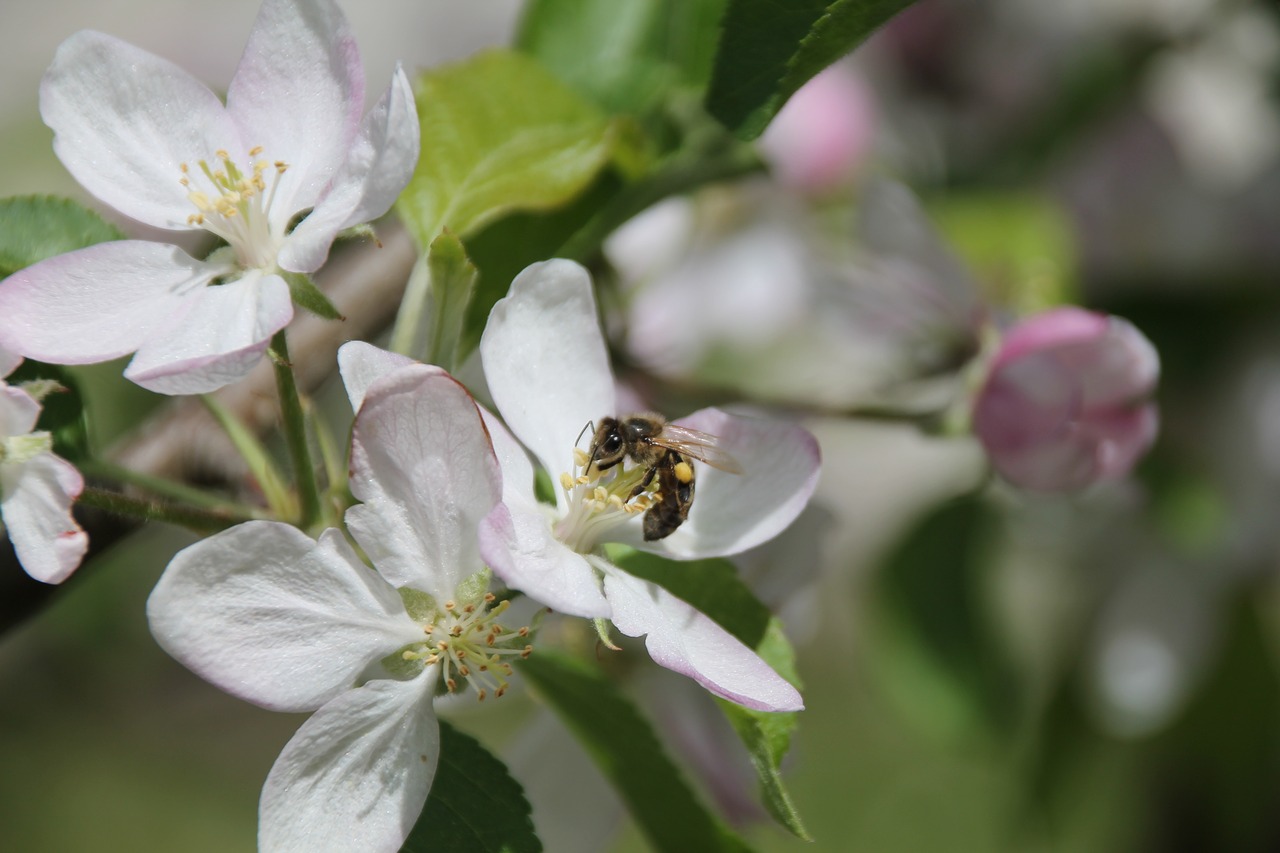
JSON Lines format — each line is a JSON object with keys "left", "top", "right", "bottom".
{"left": 760, "top": 63, "right": 876, "bottom": 194}
{"left": 973, "top": 307, "right": 1159, "bottom": 491}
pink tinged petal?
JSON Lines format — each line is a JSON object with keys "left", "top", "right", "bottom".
{"left": 40, "top": 31, "right": 243, "bottom": 230}
{"left": 124, "top": 271, "right": 293, "bottom": 394}
{"left": 0, "top": 385, "right": 40, "bottom": 439}
{"left": 279, "top": 66, "right": 420, "bottom": 273}
{"left": 1, "top": 453, "right": 86, "bottom": 585}
{"left": 624, "top": 409, "right": 821, "bottom": 559}
{"left": 146, "top": 523, "right": 423, "bottom": 713}
{"left": 601, "top": 567, "right": 803, "bottom": 712}
{"left": 0, "top": 346, "right": 21, "bottom": 379}
{"left": 0, "top": 241, "right": 217, "bottom": 366}
{"left": 480, "top": 260, "right": 617, "bottom": 479}
{"left": 227, "top": 0, "right": 364, "bottom": 218}
{"left": 337, "top": 340, "right": 417, "bottom": 413}
{"left": 761, "top": 63, "right": 876, "bottom": 193}
{"left": 259, "top": 671, "right": 439, "bottom": 853}
{"left": 346, "top": 368, "right": 500, "bottom": 597}
{"left": 991, "top": 307, "right": 1110, "bottom": 369}
{"left": 975, "top": 309, "right": 1160, "bottom": 491}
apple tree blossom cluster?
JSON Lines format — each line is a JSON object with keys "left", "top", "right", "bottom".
{"left": 0, "top": 0, "right": 1163, "bottom": 849}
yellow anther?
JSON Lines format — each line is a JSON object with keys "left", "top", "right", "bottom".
{"left": 573, "top": 448, "right": 590, "bottom": 467}
{"left": 576, "top": 475, "right": 590, "bottom": 485}
{"left": 249, "top": 145, "right": 264, "bottom": 156}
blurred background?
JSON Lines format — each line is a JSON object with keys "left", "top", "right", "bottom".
{"left": 3, "top": 1, "right": 1280, "bottom": 851}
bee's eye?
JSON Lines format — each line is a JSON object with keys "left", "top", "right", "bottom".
{"left": 604, "top": 434, "right": 623, "bottom": 454}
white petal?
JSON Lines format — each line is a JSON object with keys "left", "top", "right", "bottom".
{"left": 279, "top": 66, "right": 420, "bottom": 273}
{"left": 227, "top": 0, "right": 364, "bottom": 218}
{"left": 337, "top": 340, "right": 417, "bottom": 413}
{"left": 346, "top": 368, "right": 500, "bottom": 597}
{"left": 478, "top": 407, "right": 535, "bottom": 511}
{"left": 259, "top": 671, "right": 439, "bottom": 853}
{"left": 480, "top": 260, "right": 616, "bottom": 477}
{"left": 622, "top": 409, "right": 821, "bottom": 559}
{"left": 477, "top": 408, "right": 611, "bottom": 617}
{"left": 480, "top": 501, "right": 611, "bottom": 619}
{"left": 40, "top": 31, "right": 242, "bottom": 230}
{"left": 147, "top": 523, "right": 423, "bottom": 713}
{"left": 0, "top": 241, "right": 215, "bottom": 366}
{"left": 0, "top": 346, "right": 21, "bottom": 379}
{"left": 601, "top": 566, "right": 803, "bottom": 712}
{"left": 0, "top": 385, "right": 40, "bottom": 439}
{"left": 124, "top": 271, "right": 293, "bottom": 394}
{"left": 1, "top": 453, "right": 86, "bottom": 585}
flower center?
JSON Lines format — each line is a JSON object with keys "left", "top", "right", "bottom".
{"left": 0, "top": 431, "right": 52, "bottom": 465}
{"left": 180, "top": 146, "right": 289, "bottom": 270}
{"left": 400, "top": 595, "right": 532, "bottom": 702}
{"left": 553, "top": 446, "right": 659, "bottom": 553}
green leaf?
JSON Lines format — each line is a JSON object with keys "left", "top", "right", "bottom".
{"left": 395, "top": 49, "right": 643, "bottom": 249}
{"left": 0, "top": 195, "right": 125, "bottom": 276}
{"left": 389, "top": 230, "right": 478, "bottom": 367}
{"left": 7, "top": 361, "right": 90, "bottom": 462}
{"left": 606, "top": 546, "right": 809, "bottom": 838}
{"left": 458, "top": 172, "right": 624, "bottom": 359}
{"left": 864, "top": 494, "right": 1021, "bottom": 742}
{"left": 520, "top": 650, "right": 753, "bottom": 853}
{"left": 400, "top": 721, "right": 541, "bottom": 853}
{"left": 706, "top": 0, "right": 918, "bottom": 139}
{"left": 281, "top": 271, "right": 343, "bottom": 321}
{"left": 517, "top": 0, "right": 727, "bottom": 116}
{"left": 716, "top": 622, "right": 811, "bottom": 840}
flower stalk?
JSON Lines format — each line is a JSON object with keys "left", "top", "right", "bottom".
{"left": 269, "top": 330, "right": 321, "bottom": 530}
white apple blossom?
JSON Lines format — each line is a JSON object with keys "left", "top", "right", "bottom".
{"left": 0, "top": 349, "right": 88, "bottom": 584}
{"left": 0, "top": 0, "right": 419, "bottom": 395}
{"left": 476, "top": 260, "right": 819, "bottom": 713}
{"left": 147, "top": 356, "right": 527, "bottom": 852}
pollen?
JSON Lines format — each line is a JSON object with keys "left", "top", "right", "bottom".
{"left": 178, "top": 144, "right": 290, "bottom": 270}
{"left": 401, "top": 597, "right": 533, "bottom": 703}
{"left": 674, "top": 461, "right": 693, "bottom": 483}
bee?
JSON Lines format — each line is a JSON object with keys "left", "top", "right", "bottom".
{"left": 586, "top": 413, "right": 743, "bottom": 541}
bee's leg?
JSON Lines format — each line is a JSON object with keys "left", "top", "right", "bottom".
{"left": 627, "top": 465, "right": 661, "bottom": 501}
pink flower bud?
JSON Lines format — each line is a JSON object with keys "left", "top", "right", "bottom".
{"left": 973, "top": 307, "right": 1159, "bottom": 491}
{"left": 760, "top": 63, "right": 876, "bottom": 194}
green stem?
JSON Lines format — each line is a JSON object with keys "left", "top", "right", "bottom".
{"left": 77, "top": 458, "right": 256, "bottom": 515}
{"left": 77, "top": 486, "right": 255, "bottom": 533}
{"left": 269, "top": 330, "right": 321, "bottom": 530}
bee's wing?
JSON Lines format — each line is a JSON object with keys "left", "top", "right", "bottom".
{"left": 655, "top": 424, "right": 744, "bottom": 474}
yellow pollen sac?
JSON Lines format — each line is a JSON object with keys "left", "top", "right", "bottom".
{"left": 573, "top": 447, "right": 590, "bottom": 467}
{"left": 674, "top": 461, "right": 694, "bottom": 483}
{"left": 559, "top": 472, "right": 575, "bottom": 490}
{"left": 249, "top": 145, "right": 264, "bottom": 156}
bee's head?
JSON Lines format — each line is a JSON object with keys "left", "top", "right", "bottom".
{"left": 589, "top": 417, "right": 626, "bottom": 470}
